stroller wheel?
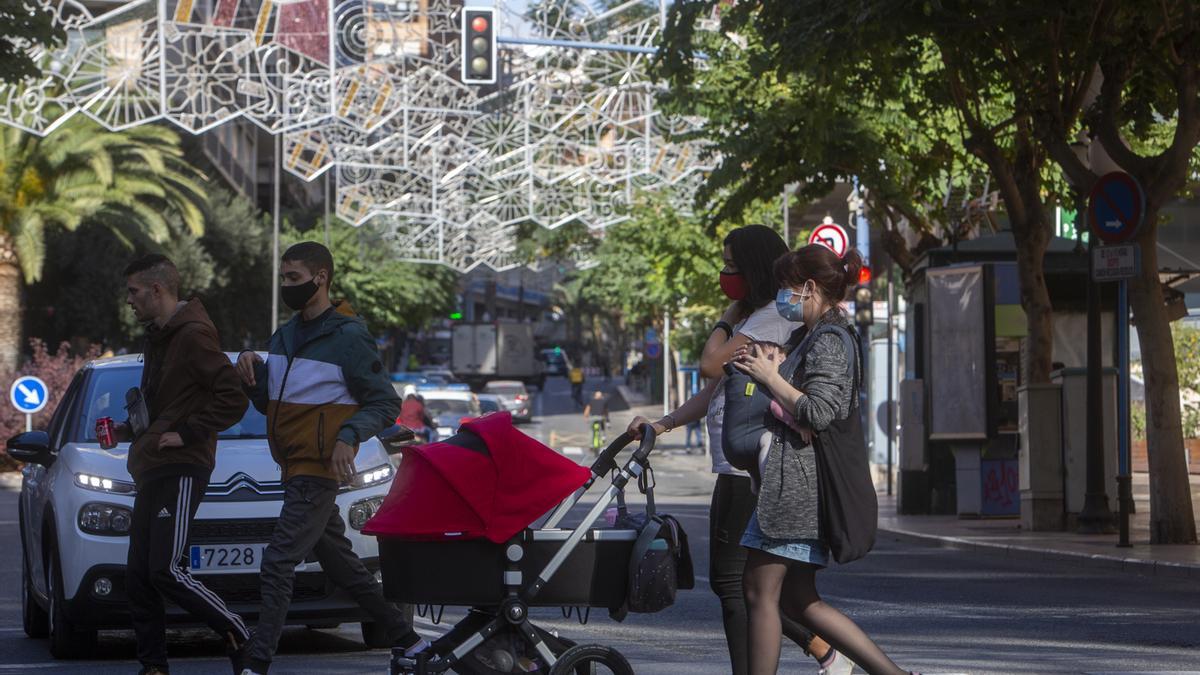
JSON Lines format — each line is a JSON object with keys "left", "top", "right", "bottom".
{"left": 548, "top": 644, "right": 633, "bottom": 675}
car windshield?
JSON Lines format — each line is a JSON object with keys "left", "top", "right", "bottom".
{"left": 487, "top": 385, "right": 525, "bottom": 396}
{"left": 425, "top": 398, "right": 477, "bottom": 417}
{"left": 78, "top": 366, "right": 267, "bottom": 442}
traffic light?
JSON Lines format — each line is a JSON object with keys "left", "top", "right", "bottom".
{"left": 854, "top": 282, "right": 873, "bottom": 327}
{"left": 461, "top": 7, "right": 496, "bottom": 85}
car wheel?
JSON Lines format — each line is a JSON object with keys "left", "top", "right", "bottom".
{"left": 47, "top": 544, "right": 97, "bottom": 659}
{"left": 361, "top": 620, "right": 391, "bottom": 649}
{"left": 22, "top": 545, "right": 49, "bottom": 639}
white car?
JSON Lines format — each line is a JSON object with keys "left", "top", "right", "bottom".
{"left": 482, "top": 380, "right": 532, "bottom": 423}
{"left": 420, "top": 389, "right": 482, "bottom": 441}
{"left": 7, "top": 354, "right": 398, "bottom": 659}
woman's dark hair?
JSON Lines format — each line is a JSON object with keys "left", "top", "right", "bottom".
{"left": 723, "top": 225, "right": 789, "bottom": 316}
{"left": 774, "top": 244, "right": 864, "bottom": 304}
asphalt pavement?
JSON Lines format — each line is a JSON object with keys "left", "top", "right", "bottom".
{"left": 2, "top": 378, "right": 1199, "bottom": 674}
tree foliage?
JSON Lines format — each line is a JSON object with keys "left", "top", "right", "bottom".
{"left": 0, "top": 118, "right": 206, "bottom": 284}
{"left": 281, "top": 219, "right": 459, "bottom": 336}
{"left": 0, "top": 2, "right": 62, "bottom": 84}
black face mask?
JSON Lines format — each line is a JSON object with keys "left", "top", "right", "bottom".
{"left": 281, "top": 279, "right": 318, "bottom": 311}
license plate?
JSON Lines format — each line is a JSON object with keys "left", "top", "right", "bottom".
{"left": 189, "top": 544, "right": 266, "bottom": 572}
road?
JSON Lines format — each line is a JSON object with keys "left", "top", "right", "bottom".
{"left": 2, "top": 378, "right": 1199, "bottom": 674}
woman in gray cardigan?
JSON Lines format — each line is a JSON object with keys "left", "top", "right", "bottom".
{"left": 734, "top": 245, "right": 912, "bottom": 675}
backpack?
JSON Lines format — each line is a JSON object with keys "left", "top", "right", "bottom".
{"left": 609, "top": 469, "right": 694, "bottom": 620}
{"left": 800, "top": 324, "right": 878, "bottom": 565}
{"left": 721, "top": 327, "right": 808, "bottom": 476}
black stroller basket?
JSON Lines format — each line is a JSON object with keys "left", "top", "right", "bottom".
{"left": 378, "top": 426, "right": 660, "bottom": 675}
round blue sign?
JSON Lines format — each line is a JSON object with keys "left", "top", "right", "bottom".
{"left": 645, "top": 342, "right": 662, "bottom": 360}
{"left": 10, "top": 376, "right": 49, "bottom": 414}
{"left": 1087, "top": 172, "right": 1145, "bottom": 244}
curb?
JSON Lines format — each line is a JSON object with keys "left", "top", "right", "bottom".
{"left": 877, "top": 526, "right": 1200, "bottom": 579}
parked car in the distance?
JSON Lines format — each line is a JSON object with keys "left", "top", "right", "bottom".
{"left": 483, "top": 380, "right": 532, "bottom": 423}
{"left": 420, "top": 389, "right": 483, "bottom": 441}
{"left": 476, "top": 393, "right": 504, "bottom": 416}
{"left": 539, "top": 348, "right": 571, "bottom": 377}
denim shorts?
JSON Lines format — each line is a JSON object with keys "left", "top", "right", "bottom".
{"left": 740, "top": 511, "right": 830, "bottom": 567}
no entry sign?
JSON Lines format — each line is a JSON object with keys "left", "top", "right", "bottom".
{"left": 1087, "top": 172, "right": 1145, "bottom": 244}
{"left": 809, "top": 219, "right": 849, "bottom": 257}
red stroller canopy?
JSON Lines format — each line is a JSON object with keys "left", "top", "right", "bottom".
{"left": 363, "top": 412, "right": 590, "bottom": 543}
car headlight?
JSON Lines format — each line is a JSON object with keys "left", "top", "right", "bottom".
{"left": 347, "top": 464, "right": 393, "bottom": 490}
{"left": 79, "top": 503, "right": 133, "bottom": 536}
{"left": 75, "top": 472, "right": 136, "bottom": 495}
{"left": 349, "top": 496, "right": 385, "bottom": 530}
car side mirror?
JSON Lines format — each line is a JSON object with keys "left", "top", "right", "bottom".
{"left": 6, "top": 431, "right": 54, "bottom": 467}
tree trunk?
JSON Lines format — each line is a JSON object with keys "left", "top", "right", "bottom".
{"left": 1010, "top": 215, "right": 1055, "bottom": 384}
{"left": 0, "top": 259, "right": 22, "bottom": 373}
{"left": 1007, "top": 165, "right": 1056, "bottom": 386}
{"left": 1129, "top": 211, "right": 1197, "bottom": 544}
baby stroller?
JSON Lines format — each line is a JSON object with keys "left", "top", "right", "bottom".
{"left": 363, "top": 412, "right": 676, "bottom": 674}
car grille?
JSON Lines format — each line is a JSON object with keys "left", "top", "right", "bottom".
{"left": 191, "top": 519, "right": 277, "bottom": 544}
{"left": 201, "top": 572, "right": 329, "bottom": 604}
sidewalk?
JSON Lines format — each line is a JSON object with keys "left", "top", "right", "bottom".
{"left": 877, "top": 491, "right": 1200, "bottom": 579}
{"left": 586, "top": 402, "right": 1200, "bottom": 578}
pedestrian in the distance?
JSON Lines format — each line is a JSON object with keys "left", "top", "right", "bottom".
{"left": 569, "top": 364, "right": 585, "bottom": 408}
{"left": 234, "top": 242, "right": 425, "bottom": 674}
{"left": 733, "top": 244, "right": 913, "bottom": 675}
{"left": 398, "top": 385, "right": 435, "bottom": 443}
{"left": 628, "top": 225, "right": 849, "bottom": 674}
{"left": 120, "top": 254, "right": 251, "bottom": 675}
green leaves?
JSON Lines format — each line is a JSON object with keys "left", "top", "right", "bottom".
{"left": 281, "top": 219, "right": 459, "bottom": 335}
{"left": 1, "top": 116, "right": 208, "bottom": 284}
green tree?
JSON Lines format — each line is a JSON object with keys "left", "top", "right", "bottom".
{"left": 657, "top": 6, "right": 970, "bottom": 279}
{"left": 1028, "top": 1, "right": 1200, "bottom": 543}
{"left": 281, "top": 219, "right": 459, "bottom": 336}
{"left": 0, "top": 2, "right": 62, "bottom": 83}
{"left": 0, "top": 118, "right": 205, "bottom": 369}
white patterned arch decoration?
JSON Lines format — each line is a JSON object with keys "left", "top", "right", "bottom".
{"left": 0, "top": 0, "right": 714, "bottom": 272}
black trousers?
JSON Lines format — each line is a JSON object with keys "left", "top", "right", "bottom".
{"left": 246, "top": 476, "right": 412, "bottom": 669}
{"left": 127, "top": 474, "right": 249, "bottom": 670}
{"left": 710, "top": 473, "right": 815, "bottom": 674}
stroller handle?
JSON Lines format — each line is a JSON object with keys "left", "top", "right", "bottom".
{"left": 631, "top": 424, "right": 657, "bottom": 466}
{"left": 587, "top": 425, "right": 656, "bottom": 476}
{"left": 589, "top": 431, "right": 634, "bottom": 476}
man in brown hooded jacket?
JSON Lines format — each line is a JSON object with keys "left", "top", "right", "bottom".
{"left": 120, "top": 254, "right": 250, "bottom": 675}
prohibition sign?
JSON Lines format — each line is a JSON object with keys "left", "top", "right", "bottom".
{"left": 1087, "top": 172, "right": 1146, "bottom": 244}
{"left": 809, "top": 221, "right": 849, "bottom": 257}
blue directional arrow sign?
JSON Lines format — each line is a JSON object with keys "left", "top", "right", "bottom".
{"left": 10, "top": 376, "right": 49, "bottom": 415}
{"left": 1087, "top": 172, "right": 1145, "bottom": 244}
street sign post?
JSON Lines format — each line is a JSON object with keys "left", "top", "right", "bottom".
{"left": 1085, "top": 171, "right": 1146, "bottom": 546}
{"left": 809, "top": 218, "right": 849, "bottom": 257}
{"left": 10, "top": 375, "right": 49, "bottom": 433}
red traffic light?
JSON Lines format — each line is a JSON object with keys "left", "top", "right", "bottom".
{"left": 858, "top": 266, "right": 872, "bottom": 285}
{"left": 471, "top": 16, "right": 489, "bottom": 32}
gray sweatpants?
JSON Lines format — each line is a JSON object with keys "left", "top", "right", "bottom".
{"left": 246, "top": 476, "right": 411, "bottom": 668}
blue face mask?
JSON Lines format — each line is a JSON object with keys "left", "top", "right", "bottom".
{"left": 776, "top": 288, "right": 806, "bottom": 322}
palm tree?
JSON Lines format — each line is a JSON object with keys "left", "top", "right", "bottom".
{"left": 0, "top": 116, "right": 205, "bottom": 369}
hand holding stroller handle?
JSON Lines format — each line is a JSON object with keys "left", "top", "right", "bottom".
{"left": 630, "top": 424, "right": 657, "bottom": 465}
{"left": 589, "top": 431, "right": 634, "bottom": 476}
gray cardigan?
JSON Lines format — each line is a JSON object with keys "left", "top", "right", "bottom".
{"left": 756, "top": 310, "right": 857, "bottom": 540}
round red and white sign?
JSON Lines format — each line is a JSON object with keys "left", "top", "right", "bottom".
{"left": 809, "top": 220, "right": 849, "bottom": 257}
